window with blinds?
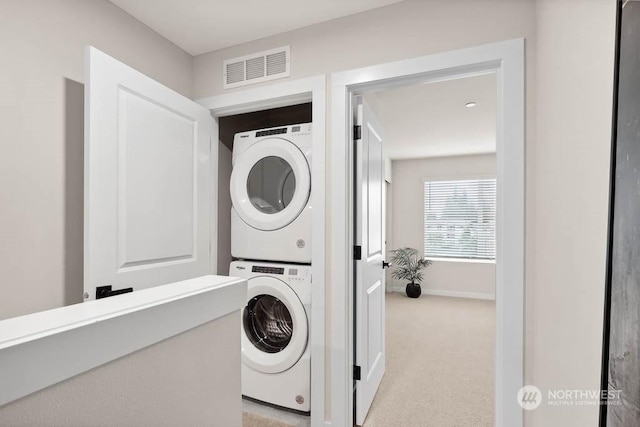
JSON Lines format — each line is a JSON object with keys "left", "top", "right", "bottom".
{"left": 424, "top": 178, "right": 496, "bottom": 260}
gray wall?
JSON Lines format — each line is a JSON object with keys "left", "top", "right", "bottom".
{"left": 531, "top": 1, "right": 616, "bottom": 425}
{"left": 0, "top": 0, "right": 193, "bottom": 320}
{"left": 0, "top": 312, "right": 242, "bottom": 427}
{"left": 390, "top": 154, "right": 496, "bottom": 297}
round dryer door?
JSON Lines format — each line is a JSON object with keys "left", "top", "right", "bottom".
{"left": 241, "top": 276, "right": 308, "bottom": 374}
{"left": 231, "top": 138, "right": 310, "bottom": 231}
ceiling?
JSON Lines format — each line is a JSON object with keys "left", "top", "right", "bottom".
{"left": 371, "top": 73, "right": 497, "bottom": 159}
{"left": 109, "top": 0, "right": 404, "bottom": 56}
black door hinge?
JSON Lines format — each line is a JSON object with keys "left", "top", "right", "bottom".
{"left": 354, "top": 365, "right": 362, "bottom": 381}
{"left": 354, "top": 245, "right": 362, "bottom": 260}
{"left": 353, "top": 125, "right": 362, "bottom": 140}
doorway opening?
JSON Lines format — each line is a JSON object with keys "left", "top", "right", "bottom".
{"left": 353, "top": 73, "right": 498, "bottom": 426}
{"left": 329, "top": 39, "right": 525, "bottom": 427}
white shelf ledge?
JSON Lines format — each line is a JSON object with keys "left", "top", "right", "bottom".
{"left": 0, "top": 275, "right": 247, "bottom": 407}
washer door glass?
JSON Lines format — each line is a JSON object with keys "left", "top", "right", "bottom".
{"left": 243, "top": 294, "right": 293, "bottom": 353}
{"left": 240, "top": 276, "right": 308, "bottom": 374}
{"left": 246, "top": 156, "right": 296, "bottom": 214}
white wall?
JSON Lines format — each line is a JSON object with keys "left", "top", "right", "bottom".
{"left": 0, "top": 312, "right": 242, "bottom": 427}
{"left": 390, "top": 155, "right": 496, "bottom": 298}
{"left": 0, "top": 0, "right": 193, "bottom": 320}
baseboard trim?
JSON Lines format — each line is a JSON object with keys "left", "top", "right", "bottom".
{"left": 388, "top": 286, "right": 495, "bottom": 300}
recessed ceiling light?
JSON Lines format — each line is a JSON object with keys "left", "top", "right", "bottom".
{"left": 465, "top": 102, "right": 477, "bottom": 108}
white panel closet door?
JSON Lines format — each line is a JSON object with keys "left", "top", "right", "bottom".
{"left": 84, "top": 47, "right": 213, "bottom": 300}
{"left": 354, "top": 96, "right": 386, "bottom": 426}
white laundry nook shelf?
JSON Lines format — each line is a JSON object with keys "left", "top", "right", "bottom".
{"left": 0, "top": 275, "right": 247, "bottom": 407}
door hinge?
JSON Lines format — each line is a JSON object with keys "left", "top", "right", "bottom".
{"left": 354, "top": 365, "right": 362, "bottom": 381}
{"left": 353, "top": 125, "right": 362, "bottom": 140}
{"left": 354, "top": 245, "right": 362, "bottom": 260}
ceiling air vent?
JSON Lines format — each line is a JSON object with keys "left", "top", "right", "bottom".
{"left": 223, "top": 46, "right": 290, "bottom": 89}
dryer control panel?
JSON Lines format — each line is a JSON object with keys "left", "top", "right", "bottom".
{"left": 233, "top": 123, "right": 312, "bottom": 147}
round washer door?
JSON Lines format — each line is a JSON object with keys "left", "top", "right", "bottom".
{"left": 231, "top": 138, "right": 310, "bottom": 231}
{"left": 241, "top": 276, "right": 308, "bottom": 374}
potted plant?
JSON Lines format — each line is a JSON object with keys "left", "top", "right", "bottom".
{"left": 390, "top": 247, "right": 432, "bottom": 298}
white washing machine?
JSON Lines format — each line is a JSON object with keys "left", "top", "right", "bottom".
{"left": 230, "top": 260, "right": 311, "bottom": 413}
{"left": 230, "top": 123, "right": 312, "bottom": 263}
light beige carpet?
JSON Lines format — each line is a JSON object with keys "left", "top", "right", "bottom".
{"left": 243, "top": 411, "right": 295, "bottom": 427}
{"left": 363, "top": 293, "right": 495, "bottom": 427}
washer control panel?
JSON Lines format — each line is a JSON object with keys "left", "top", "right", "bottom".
{"left": 232, "top": 261, "right": 312, "bottom": 284}
{"left": 251, "top": 266, "right": 284, "bottom": 275}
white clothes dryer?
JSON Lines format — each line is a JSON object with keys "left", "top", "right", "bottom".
{"left": 230, "top": 260, "right": 311, "bottom": 413}
{"left": 230, "top": 123, "right": 312, "bottom": 263}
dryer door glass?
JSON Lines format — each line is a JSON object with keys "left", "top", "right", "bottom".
{"left": 230, "top": 138, "right": 310, "bottom": 231}
{"left": 244, "top": 294, "right": 293, "bottom": 353}
{"left": 246, "top": 156, "right": 296, "bottom": 214}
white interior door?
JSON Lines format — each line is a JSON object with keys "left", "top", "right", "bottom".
{"left": 84, "top": 47, "right": 214, "bottom": 300}
{"left": 354, "top": 96, "right": 386, "bottom": 426}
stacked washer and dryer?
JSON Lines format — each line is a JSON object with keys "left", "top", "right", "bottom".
{"left": 229, "top": 123, "right": 313, "bottom": 414}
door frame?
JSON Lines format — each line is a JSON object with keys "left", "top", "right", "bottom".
{"left": 196, "top": 75, "right": 326, "bottom": 427}
{"left": 330, "top": 39, "right": 525, "bottom": 427}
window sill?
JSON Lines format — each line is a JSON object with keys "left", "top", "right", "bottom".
{"left": 425, "top": 257, "right": 496, "bottom": 264}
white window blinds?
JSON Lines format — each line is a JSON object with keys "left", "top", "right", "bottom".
{"left": 424, "top": 178, "right": 496, "bottom": 260}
